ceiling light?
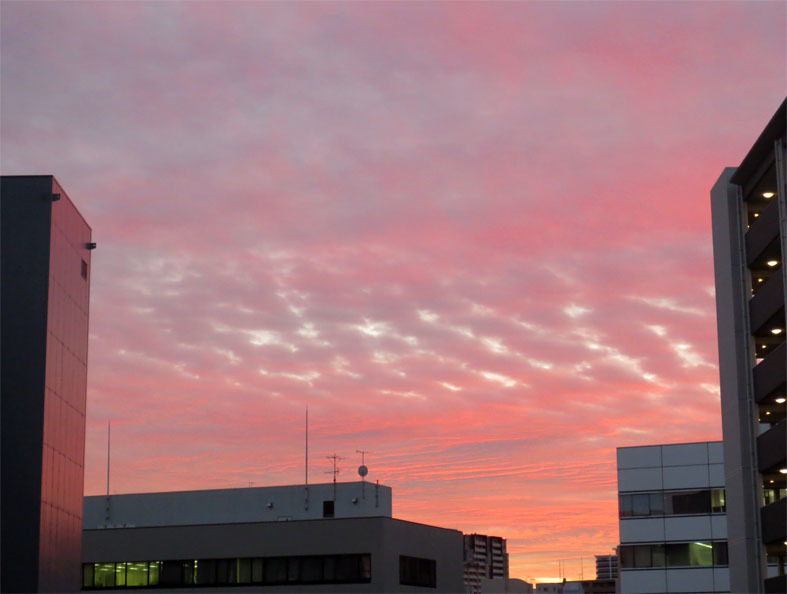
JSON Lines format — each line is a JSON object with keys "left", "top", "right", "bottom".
{"left": 770, "top": 479, "right": 775, "bottom": 483}
{"left": 762, "top": 192, "right": 774, "bottom": 198}
{"left": 765, "top": 411, "right": 771, "bottom": 415}
{"left": 767, "top": 260, "right": 779, "bottom": 267}
{"left": 772, "top": 328, "right": 784, "bottom": 335}
{"left": 775, "top": 398, "right": 786, "bottom": 404}
{"left": 762, "top": 345, "right": 767, "bottom": 349}
{"left": 753, "top": 213, "right": 760, "bottom": 218}
{"left": 780, "top": 468, "right": 787, "bottom": 474}
{"left": 758, "top": 278, "right": 764, "bottom": 282}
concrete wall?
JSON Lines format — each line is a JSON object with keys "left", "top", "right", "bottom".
{"left": 85, "top": 482, "right": 392, "bottom": 528}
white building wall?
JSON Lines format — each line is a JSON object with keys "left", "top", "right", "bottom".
{"left": 617, "top": 442, "right": 729, "bottom": 594}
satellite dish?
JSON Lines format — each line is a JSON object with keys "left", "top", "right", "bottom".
{"left": 358, "top": 465, "right": 368, "bottom": 478}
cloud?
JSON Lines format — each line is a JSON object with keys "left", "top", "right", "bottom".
{"left": 3, "top": 0, "right": 784, "bottom": 580}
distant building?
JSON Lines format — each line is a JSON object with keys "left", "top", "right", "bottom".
{"left": 1, "top": 176, "right": 93, "bottom": 593}
{"left": 82, "top": 481, "right": 465, "bottom": 592}
{"left": 710, "top": 98, "right": 786, "bottom": 594}
{"left": 464, "top": 533, "right": 509, "bottom": 593}
{"left": 617, "top": 442, "right": 729, "bottom": 593}
{"left": 594, "top": 555, "right": 617, "bottom": 580}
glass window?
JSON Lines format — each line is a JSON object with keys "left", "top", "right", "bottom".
{"left": 323, "top": 556, "right": 335, "bottom": 582}
{"left": 181, "top": 560, "right": 195, "bottom": 585}
{"left": 633, "top": 545, "right": 651, "bottom": 568}
{"left": 252, "top": 558, "right": 263, "bottom": 583}
{"left": 649, "top": 492, "right": 664, "bottom": 516}
{"left": 360, "top": 554, "right": 371, "bottom": 580}
{"left": 400, "top": 555, "right": 436, "bottom": 588}
{"left": 216, "top": 559, "right": 229, "bottom": 584}
{"left": 336, "top": 555, "right": 359, "bottom": 582}
{"left": 148, "top": 562, "right": 161, "bottom": 586}
{"left": 688, "top": 542, "right": 713, "bottom": 566}
{"left": 287, "top": 557, "right": 300, "bottom": 583}
{"left": 301, "top": 556, "right": 322, "bottom": 583}
{"left": 94, "top": 563, "right": 115, "bottom": 588}
{"left": 619, "top": 495, "right": 633, "bottom": 517}
{"left": 126, "top": 562, "right": 148, "bottom": 587}
{"left": 711, "top": 489, "right": 726, "bottom": 513}
{"left": 323, "top": 500, "right": 335, "bottom": 518}
{"left": 713, "top": 542, "right": 728, "bottom": 566}
{"left": 665, "top": 490, "right": 710, "bottom": 515}
{"left": 264, "top": 557, "right": 287, "bottom": 584}
{"left": 620, "top": 546, "right": 634, "bottom": 569}
{"left": 115, "top": 562, "right": 126, "bottom": 587}
{"left": 666, "top": 543, "right": 690, "bottom": 567}
{"left": 159, "top": 561, "right": 182, "bottom": 586}
{"left": 82, "top": 564, "right": 94, "bottom": 588}
{"left": 632, "top": 494, "right": 650, "bottom": 516}
{"left": 651, "top": 545, "right": 665, "bottom": 568}
{"left": 196, "top": 559, "right": 216, "bottom": 585}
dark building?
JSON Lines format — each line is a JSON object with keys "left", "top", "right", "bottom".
{"left": 710, "top": 101, "right": 786, "bottom": 593}
{"left": 1, "top": 176, "right": 93, "bottom": 592}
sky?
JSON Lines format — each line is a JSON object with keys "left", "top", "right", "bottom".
{"left": 1, "top": 0, "right": 785, "bottom": 583}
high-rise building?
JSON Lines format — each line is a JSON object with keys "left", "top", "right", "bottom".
{"left": 1, "top": 176, "right": 93, "bottom": 592}
{"left": 463, "top": 533, "right": 509, "bottom": 594}
{"left": 617, "top": 441, "right": 730, "bottom": 593}
{"left": 710, "top": 100, "right": 786, "bottom": 594}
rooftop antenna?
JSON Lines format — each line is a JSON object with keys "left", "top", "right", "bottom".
{"left": 356, "top": 450, "right": 371, "bottom": 498}
{"left": 104, "top": 421, "right": 111, "bottom": 524}
{"left": 325, "top": 453, "right": 344, "bottom": 500}
{"left": 304, "top": 408, "right": 309, "bottom": 510}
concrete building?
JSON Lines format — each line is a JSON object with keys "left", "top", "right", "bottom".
{"left": 464, "top": 533, "right": 509, "bottom": 593}
{"left": 594, "top": 555, "right": 617, "bottom": 580}
{"left": 710, "top": 99, "right": 786, "bottom": 594}
{"left": 617, "top": 442, "right": 729, "bottom": 593}
{"left": 1, "top": 176, "right": 93, "bottom": 593}
{"left": 81, "top": 481, "right": 465, "bottom": 592}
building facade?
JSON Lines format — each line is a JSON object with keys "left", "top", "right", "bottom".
{"left": 82, "top": 482, "right": 465, "bottom": 593}
{"left": 1, "top": 176, "right": 93, "bottom": 593}
{"left": 594, "top": 555, "right": 617, "bottom": 581}
{"left": 463, "top": 533, "right": 509, "bottom": 594}
{"left": 710, "top": 99, "right": 786, "bottom": 594}
{"left": 617, "top": 442, "right": 729, "bottom": 593}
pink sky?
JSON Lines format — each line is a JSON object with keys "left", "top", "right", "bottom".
{"left": 2, "top": 0, "right": 785, "bottom": 582}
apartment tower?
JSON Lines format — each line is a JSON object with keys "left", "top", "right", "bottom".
{"left": 710, "top": 101, "right": 786, "bottom": 593}
{"left": 1, "top": 176, "right": 93, "bottom": 592}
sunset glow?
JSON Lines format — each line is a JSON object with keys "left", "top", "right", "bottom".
{"left": 2, "top": 1, "right": 785, "bottom": 582}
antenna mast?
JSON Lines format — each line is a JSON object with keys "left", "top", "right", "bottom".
{"left": 325, "top": 453, "right": 345, "bottom": 500}
{"left": 304, "top": 408, "right": 309, "bottom": 510}
{"left": 106, "top": 421, "right": 111, "bottom": 496}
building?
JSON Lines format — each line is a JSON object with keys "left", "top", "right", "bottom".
{"left": 617, "top": 442, "right": 729, "bottom": 593}
{"left": 463, "top": 533, "right": 509, "bottom": 593}
{"left": 594, "top": 555, "right": 617, "bottom": 580}
{"left": 81, "top": 481, "right": 465, "bottom": 592}
{"left": 710, "top": 99, "right": 786, "bottom": 594}
{"left": 1, "top": 176, "right": 93, "bottom": 593}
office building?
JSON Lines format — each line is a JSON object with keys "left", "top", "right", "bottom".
{"left": 710, "top": 99, "right": 786, "bottom": 593}
{"left": 1, "top": 176, "right": 93, "bottom": 593}
{"left": 594, "top": 555, "right": 617, "bottom": 581}
{"left": 617, "top": 442, "right": 729, "bottom": 593}
{"left": 464, "top": 533, "right": 509, "bottom": 593}
{"left": 81, "top": 481, "right": 465, "bottom": 592}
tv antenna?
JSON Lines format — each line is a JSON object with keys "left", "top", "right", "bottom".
{"left": 325, "top": 453, "right": 345, "bottom": 500}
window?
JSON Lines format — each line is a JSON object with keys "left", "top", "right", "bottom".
{"left": 400, "top": 555, "right": 436, "bottom": 588}
{"left": 83, "top": 554, "right": 372, "bottom": 589}
{"left": 620, "top": 542, "right": 726, "bottom": 569}
{"left": 711, "top": 489, "right": 726, "bottom": 513}
{"left": 619, "top": 489, "right": 724, "bottom": 517}
{"left": 665, "top": 490, "right": 710, "bottom": 515}
{"left": 323, "top": 500, "right": 335, "bottom": 518}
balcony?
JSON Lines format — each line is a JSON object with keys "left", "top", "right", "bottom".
{"left": 758, "top": 420, "right": 786, "bottom": 474}
{"left": 765, "top": 575, "right": 786, "bottom": 594}
{"left": 761, "top": 498, "right": 786, "bottom": 544}
{"left": 746, "top": 200, "right": 780, "bottom": 267}
{"left": 754, "top": 341, "right": 786, "bottom": 403}
{"left": 750, "top": 273, "right": 785, "bottom": 334}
